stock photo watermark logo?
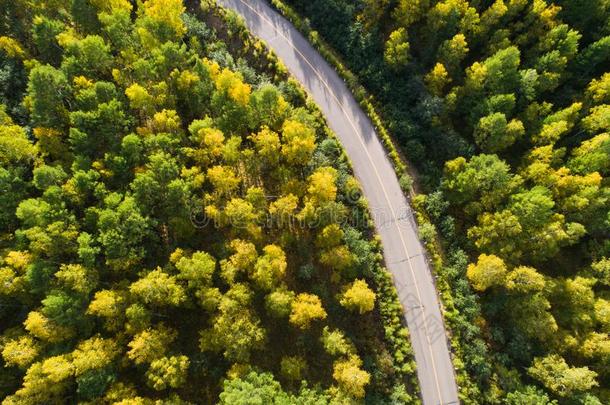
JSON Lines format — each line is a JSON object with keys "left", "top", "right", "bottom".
{"left": 186, "top": 188, "right": 414, "bottom": 232}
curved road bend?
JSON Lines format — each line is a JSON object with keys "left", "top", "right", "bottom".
{"left": 217, "top": 1, "right": 460, "bottom": 403}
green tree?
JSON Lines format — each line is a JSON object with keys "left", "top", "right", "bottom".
{"left": 265, "top": 288, "right": 295, "bottom": 318}
{"left": 60, "top": 35, "right": 113, "bottom": 77}
{"left": 199, "top": 284, "right": 266, "bottom": 362}
{"left": 96, "top": 195, "right": 151, "bottom": 270}
{"left": 32, "top": 16, "right": 64, "bottom": 65}
{"left": 219, "top": 371, "right": 290, "bottom": 404}
{"left": 474, "top": 112, "right": 524, "bottom": 153}
{"left": 442, "top": 154, "right": 520, "bottom": 217}
{"left": 321, "top": 327, "right": 354, "bottom": 357}
{"left": 129, "top": 268, "right": 186, "bottom": 307}
{"left": 250, "top": 84, "right": 289, "bottom": 129}
{"left": 437, "top": 33, "right": 468, "bottom": 74}
{"left": 280, "top": 356, "right": 307, "bottom": 382}
{"left": 528, "top": 355, "right": 598, "bottom": 398}
{"left": 25, "top": 64, "right": 69, "bottom": 129}
{"left": 505, "top": 386, "right": 557, "bottom": 405}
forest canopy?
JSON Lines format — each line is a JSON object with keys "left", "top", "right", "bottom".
{"left": 0, "top": 0, "right": 417, "bottom": 403}
{"left": 279, "top": 0, "right": 610, "bottom": 403}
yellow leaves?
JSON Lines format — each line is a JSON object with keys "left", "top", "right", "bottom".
{"left": 587, "top": 73, "right": 610, "bottom": 104}
{"left": 320, "top": 245, "right": 354, "bottom": 272}
{"left": 443, "top": 156, "right": 467, "bottom": 175}
{"left": 281, "top": 120, "right": 317, "bottom": 165}
{"left": 580, "top": 333, "right": 610, "bottom": 360}
{"left": 5, "top": 251, "right": 31, "bottom": 271}
{"left": 221, "top": 239, "right": 258, "bottom": 283}
{"left": 392, "top": 0, "right": 429, "bottom": 27}
{"left": 339, "top": 279, "right": 376, "bottom": 314}
{"left": 55, "top": 263, "right": 97, "bottom": 294}
{"left": 582, "top": 104, "right": 610, "bottom": 134}
{"left": 41, "top": 355, "right": 73, "bottom": 383}
{"left": 176, "top": 69, "right": 200, "bottom": 91}
{"left": 0, "top": 124, "right": 37, "bottom": 163}
{"left": 250, "top": 127, "right": 280, "bottom": 162}
{"left": 73, "top": 76, "right": 93, "bottom": 90}
{"left": 228, "top": 239, "right": 258, "bottom": 270}
{"left": 533, "top": 0, "right": 560, "bottom": 28}
{"left": 252, "top": 245, "right": 287, "bottom": 290}
{"left": 332, "top": 355, "right": 371, "bottom": 398}
{"left": 128, "top": 325, "right": 177, "bottom": 365}
{"left": 289, "top": 293, "right": 327, "bottom": 329}
{"left": 169, "top": 248, "right": 185, "bottom": 264}
{"left": 91, "top": 0, "right": 133, "bottom": 12}
{"left": 24, "top": 311, "right": 73, "bottom": 343}
{"left": 72, "top": 336, "right": 119, "bottom": 375}
{"left": 203, "top": 58, "right": 221, "bottom": 81}
{"left": 223, "top": 198, "right": 258, "bottom": 229}
{"left": 269, "top": 194, "right": 299, "bottom": 225}
{"left": 466, "top": 254, "right": 508, "bottom": 292}
{"left": 439, "top": 33, "right": 469, "bottom": 66}
{"left": 528, "top": 354, "right": 598, "bottom": 397}
{"left": 56, "top": 28, "right": 80, "bottom": 49}
{"left": 136, "top": 26, "right": 160, "bottom": 51}
{"left": 152, "top": 109, "right": 181, "bottom": 133}
{"left": 213, "top": 68, "right": 252, "bottom": 106}
{"left": 425, "top": 63, "right": 451, "bottom": 96}
{"left": 0, "top": 267, "right": 20, "bottom": 295}
{"left": 506, "top": 266, "right": 546, "bottom": 293}
{"left": 125, "top": 83, "right": 154, "bottom": 111}
{"left": 180, "top": 166, "right": 205, "bottom": 188}
{"left": 87, "top": 289, "right": 124, "bottom": 319}
{"left": 316, "top": 224, "right": 344, "bottom": 248}
{"left": 0, "top": 36, "right": 26, "bottom": 59}
{"left": 146, "top": 355, "right": 189, "bottom": 390}
{"left": 384, "top": 28, "right": 410, "bottom": 68}
{"left": 143, "top": 0, "right": 186, "bottom": 38}
{"left": 207, "top": 165, "right": 240, "bottom": 195}
{"left": 129, "top": 268, "right": 186, "bottom": 307}
{"left": 465, "top": 61, "right": 487, "bottom": 90}
{"left": 481, "top": 0, "right": 508, "bottom": 29}
{"left": 307, "top": 166, "right": 338, "bottom": 204}
{"left": 201, "top": 127, "right": 225, "bottom": 157}
{"left": 595, "top": 298, "right": 610, "bottom": 331}
{"left": 321, "top": 327, "right": 355, "bottom": 357}
{"left": 2, "top": 335, "right": 40, "bottom": 369}
{"left": 226, "top": 363, "right": 251, "bottom": 380}
{"left": 533, "top": 120, "right": 569, "bottom": 145}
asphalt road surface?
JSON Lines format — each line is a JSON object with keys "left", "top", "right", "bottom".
{"left": 217, "top": 1, "right": 460, "bottom": 403}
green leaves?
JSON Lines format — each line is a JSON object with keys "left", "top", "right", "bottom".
{"left": 26, "top": 64, "right": 69, "bottom": 129}
{"left": 528, "top": 355, "right": 598, "bottom": 398}
{"left": 0, "top": 1, "right": 414, "bottom": 403}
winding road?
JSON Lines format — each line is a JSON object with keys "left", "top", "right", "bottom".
{"left": 217, "top": 1, "right": 460, "bottom": 403}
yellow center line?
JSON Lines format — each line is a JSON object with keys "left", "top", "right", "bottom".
{"left": 227, "top": 0, "right": 448, "bottom": 403}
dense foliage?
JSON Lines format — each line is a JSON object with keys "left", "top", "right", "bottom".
{"left": 278, "top": 0, "right": 609, "bottom": 403}
{"left": 0, "top": 0, "right": 417, "bottom": 403}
